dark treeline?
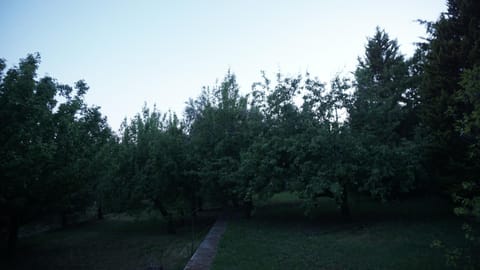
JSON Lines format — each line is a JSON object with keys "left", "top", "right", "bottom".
{"left": 1, "top": 0, "right": 479, "bottom": 262}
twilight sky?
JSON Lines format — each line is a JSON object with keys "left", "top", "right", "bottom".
{"left": 0, "top": 0, "right": 446, "bottom": 131}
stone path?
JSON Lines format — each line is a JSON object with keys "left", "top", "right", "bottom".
{"left": 183, "top": 216, "right": 227, "bottom": 270}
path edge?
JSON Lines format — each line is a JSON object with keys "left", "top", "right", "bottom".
{"left": 183, "top": 215, "right": 227, "bottom": 270}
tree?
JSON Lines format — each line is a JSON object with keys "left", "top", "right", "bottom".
{"left": 48, "top": 81, "right": 95, "bottom": 226}
{"left": 76, "top": 106, "right": 115, "bottom": 220}
{"left": 432, "top": 64, "right": 480, "bottom": 270}
{"left": 0, "top": 54, "right": 57, "bottom": 254}
{"left": 246, "top": 73, "right": 359, "bottom": 218}
{"left": 186, "top": 72, "right": 252, "bottom": 208}
{"left": 419, "top": 0, "right": 480, "bottom": 190}
{"left": 349, "top": 28, "right": 422, "bottom": 200}
{"left": 234, "top": 73, "right": 305, "bottom": 216}
{"left": 294, "top": 75, "right": 358, "bottom": 217}
{"left": 0, "top": 54, "right": 114, "bottom": 254}
{"left": 350, "top": 28, "right": 410, "bottom": 141}
{"left": 416, "top": 5, "right": 480, "bottom": 266}
{"left": 113, "top": 106, "right": 191, "bottom": 233}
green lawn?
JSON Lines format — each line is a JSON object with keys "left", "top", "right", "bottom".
{"left": 212, "top": 193, "right": 465, "bottom": 270}
{"left": 1, "top": 212, "right": 216, "bottom": 270}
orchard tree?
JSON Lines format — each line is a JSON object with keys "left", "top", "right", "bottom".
{"left": 186, "top": 72, "right": 252, "bottom": 208}
{"left": 0, "top": 54, "right": 57, "bottom": 254}
{"left": 234, "top": 73, "right": 305, "bottom": 216}
{"left": 77, "top": 106, "right": 115, "bottom": 220}
{"left": 294, "top": 76, "right": 360, "bottom": 217}
{"left": 48, "top": 81, "right": 96, "bottom": 226}
{"left": 244, "top": 73, "right": 359, "bottom": 217}
{"left": 114, "top": 106, "right": 190, "bottom": 233}
{"left": 0, "top": 54, "right": 114, "bottom": 254}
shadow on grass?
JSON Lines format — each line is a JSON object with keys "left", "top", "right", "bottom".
{"left": 1, "top": 210, "right": 218, "bottom": 270}
{"left": 253, "top": 193, "right": 457, "bottom": 227}
{"left": 212, "top": 194, "right": 464, "bottom": 270}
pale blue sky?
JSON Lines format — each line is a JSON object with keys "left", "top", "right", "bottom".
{"left": 1, "top": 0, "right": 446, "bottom": 130}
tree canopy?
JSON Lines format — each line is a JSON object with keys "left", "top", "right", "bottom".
{"left": 2, "top": 2, "right": 479, "bottom": 265}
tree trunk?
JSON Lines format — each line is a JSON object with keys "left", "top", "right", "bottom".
{"left": 61, "top": 211, "right": 68, "bottom": 228}
{"left": 340, "top": 186, "right": 351, "bottom": 221}
{"left": 198, "top": 197, "right": 203, "bottom": 211}
{"left": 6, "top": 214, "right": 18, "bottom": 258}
{"left": 179, "top": 208, "right": 185, "bottom": 226}
{"left": 244, "top": 200, "right": 253, "bottom": 219}
{"left": 190, "top": 197, "right": 197, "bottom": 218}
{"left": 155, "top": 200, "right": 175, "bottom": 234}
{"left": 231, "top": 197, "right": 239, "bottom": 208}
{"left": 97, "top": 203, "right": 104, "bottom": 220}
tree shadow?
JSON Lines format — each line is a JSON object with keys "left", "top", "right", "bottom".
{"left": 248, "top": 195, "right": 459, "bottom": 233}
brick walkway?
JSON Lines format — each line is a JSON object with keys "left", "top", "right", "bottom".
{"left": 183, "top": 216, "right": 227, "bottom": 270}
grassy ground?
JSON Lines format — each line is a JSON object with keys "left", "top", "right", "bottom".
{"left": 1, "top": 211, "right": 216, "bottom": 270}
{"left": 212, "top": 193, "right": 465, "bottom": 270}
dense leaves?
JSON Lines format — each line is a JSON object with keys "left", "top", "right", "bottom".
{"left": 2, "top": 2, "right": 479, "bottom": 266}
{"left": 349, "top": 28, "right": 423, "bottom": 200}
{"left": 186, "top": 72, "right": 254, "bottom": 209}
{"left": 0, "top": 54, "right": 114, "bottom": 254}
{"left": 419, "top": 0, "right": 480, "bottom": 189}
{"left": 114, "top": 108, "right": 190, "bottom": 232}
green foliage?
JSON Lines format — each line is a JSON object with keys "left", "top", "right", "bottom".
{"left": 246, "top": 73, "right": 303, "bottom": 198}
{"left": 422, "top": 3, "right": 480, "bottom": 268}
{"left": 186, "top": 71, "right": 254, "bottom": 207}
{"left": 419, "top": 0, "right": 480, "bottom": 188}
{"left": 0, "top": 54, "right": 114, "bottom": 252}
{"left": 432, "top": 182, "right": 480, "bottom": 269}
{"left": 49, "top": 82, "right": 113, "bottom": 221}
{"left": 0, "top": 54, "right": 57, "bottom": 219}
{"left": 114, "top": 106, "right": 190, "bottom": 217}
{"left": 110, "top": 103, "right": 206, "bottom": 233}
{"left": 457, "top": 66, "right": 480, "bottom": 154}
{"left": 294, "top": 75, "right": 357, "bottom": 214}
{"left": 3, "top": 2, "right": 480, "bottom": 261}
{"left": 349, "top": 28, "right": 423, "bottom": 200}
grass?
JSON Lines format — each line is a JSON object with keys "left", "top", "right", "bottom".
{"left": 1, "top": 211, "right": 216, "bottom": 270}
{"left": 212, "top": 192, "right": 465, "bottom": 270}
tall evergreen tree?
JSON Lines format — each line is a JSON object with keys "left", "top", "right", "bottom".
{"left": 350, "top": 27, "right": 411, "bottom": 141}
{"left": 419, "top": 0, "right": 480, "bottom": 188}
{"left": 349, "top": 28, "right": 422, "bottom": 199}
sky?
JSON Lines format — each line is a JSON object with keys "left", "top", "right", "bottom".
{"left": 1, "top": 0, "right": 447, "bottom": 131}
